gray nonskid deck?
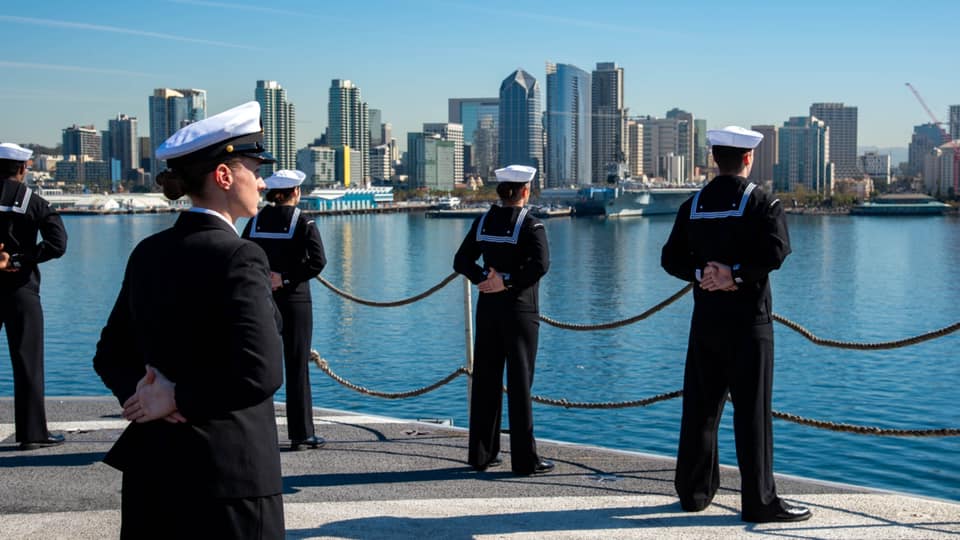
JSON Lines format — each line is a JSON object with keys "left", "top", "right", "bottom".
{"left": 0, "top": 397, "right": 956, "bottom": 539}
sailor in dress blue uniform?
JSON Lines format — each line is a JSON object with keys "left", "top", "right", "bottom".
{"left": 242, "top": 169, "right": 327, "bottom": 451}
{"left": 453, "top": 164, "right": 554, "bottom": 475}
{"left": 93, "top": 101, "right": 286, "bottom": 539}
{"left": 0, "top": 142, "right": 67, "bottom": 450}
{"left": 661, "top": 126, "right": 810, "bottom": 523}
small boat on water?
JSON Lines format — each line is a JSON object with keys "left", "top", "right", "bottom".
{"left": 850, "top": 194, "right": 953, "bottom": 216}
{"left": 435, "top": 196, "right": 461, "bottom": 209}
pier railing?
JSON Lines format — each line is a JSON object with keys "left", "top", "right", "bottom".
{"left": 312, "top": 273, "right": 960, "bottom": 437}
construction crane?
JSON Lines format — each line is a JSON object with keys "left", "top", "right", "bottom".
{"left": 905, "top": 82, "right": 959, "bottom": 195}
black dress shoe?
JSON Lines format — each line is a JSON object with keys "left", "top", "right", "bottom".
{"left": 742, "top": 500, "right": 812, "bottom": 523}
{"left": 19, "top": 433, "right": 65, "bottom": 451}
{"left": 515, "top": 459, "right": 555, "bottom": 475}
{"left": 290, "top": 435, "right": 326, "bottom": 451}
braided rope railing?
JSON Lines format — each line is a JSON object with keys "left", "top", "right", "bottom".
{"left": 311, "top": 350, "right": 468, "bottom": 399}
{"left": 539, "top": 284, "right": 693, "bottom": 331}
{"left": 316, "top": 274, "right": 959, "bottom": 348}
{"left": 773, "top": 314, "right": 960, "bottom": 350}
{"left": 310, "top": 352, "right": 959, "bottom": 436}
{"left": 315, "top": 272, "right": 459, "bottom": 308}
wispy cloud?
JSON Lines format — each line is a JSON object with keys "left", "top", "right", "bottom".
{"left": 0, "top": 61, "right": 155, "bottom": 78}
{"left": 0, "top": 15, "right": 260, "bottom": 50}
{"left": 441, "top": 2, "right": 684, "bottom": 38}
{"left": 165, "top": 0, "right": 323, "bottom": 18}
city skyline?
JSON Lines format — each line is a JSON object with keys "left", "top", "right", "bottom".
{"left": 1, "top": 1, "right": 957, "bottom": 152}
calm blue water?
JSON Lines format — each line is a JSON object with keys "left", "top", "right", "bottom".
{"left": 1, "top": 211, "right": 958, "bottom": 501}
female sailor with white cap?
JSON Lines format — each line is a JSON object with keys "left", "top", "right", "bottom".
{"left": 242, "top": 169, "right": 327, "bottom": 451}
{"left": 93, "top": 101, "right": 286, "bottom": 539}
{"left": 661, "top": 126, "right": 808, "bottom": 523}
{"left": 0, "top": 142, "right": 68, "bottom": 451}
{"left": 453, "top": 164, "right": 554, "bottom": 475}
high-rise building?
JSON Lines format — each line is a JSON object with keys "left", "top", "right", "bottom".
{"left": 472, "top": 115, "right": 498, "bottom": 181}
{"left": 498, "top": 69, "right": 542, "bottom": 182}
{"left": 545, "top": 62, "right": 591, "bottom": 187}
{"left": 296, "top": 145, "right": 336, "bottom": 187}
{"left": 107, "top": 114, "right": 139, "bottom": 181}
{"left": 950, "top": 105, "right": 960, "bottom": 141}
{"left": 333, "top": 146, "right": 363, "bottom": 187}
{"left": 138, "top": 137, "right": 152, "bottom": 172}
{"left": 810, "top": 102, "right": 858, "bottom": 179}
{"left": 423, "top": 123, "right": 464, "bottom": 183}
{"left": 626, "top": 120, "right": 644, "bottom": 177}
{"left": 328, "top": 79, "right": 369, "bottom": 182}
{"left": 908, "top": 123, "right": 944, "bottom": 176}
{"left": 448, "top": 98, "right": 499, "bottom": 145}
{"left": 369, "top": 144, "right": 392, "bottom": 183}
{"left": 368, "top": 108, "right": 383, "bottom": 146}
{"left": 255, "top": 80, "right": 296, "bottom": 175}
{"left": 774, "top": 116, "right": 833, "bottom": 195}
{"left": 407, "top": 133, "right": 454, "bottom": 191}
{"left": 148, "top": 88, "right": 206, "bottom": 176}
{"left": 636, "top": 117, "right": 681, "bottom": 182}
{"left": 749, "top": 125, "right": 778, "bottom": 186}
{"left": 665, "top": 108, "right": 694, "bottom": 181}
{"left": 693, "top": 119, "right": 708, "bottom": 170}
{"left": 62, "top": 125, "right": 101, "bottom": 161}
{"left": 923, "top": 141, "right": 959, "bottom": 195}
{"left": 860, "top": 152, "right": 891, "bottom": 185}
{"left": 591, "top": 62, "right": 625, "bottom": 184}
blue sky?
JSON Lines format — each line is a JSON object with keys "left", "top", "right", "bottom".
{"left": 1, "top": 0, "right": 956, "bottom": 152}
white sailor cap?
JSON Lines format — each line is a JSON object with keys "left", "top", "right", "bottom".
{"left": 0, "top": 142, "right": 33, "bottom": 162}
{"left": 155, "top": 101, "right": 275, "bottom": 168}
{"left": 706, "top": 126, "right": 763, "bottom": 149}
{"left": 265, "top": 169, "right": 306, "bottom": 190}
{"left": 493, "top": 164, "right": 537, "bottom": 183}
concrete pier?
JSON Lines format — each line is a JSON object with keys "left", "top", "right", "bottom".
{"left": 1, "top": 397, "right": 957, "bottom": 539}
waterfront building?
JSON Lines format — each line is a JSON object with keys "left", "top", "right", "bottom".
{"left": 255, "top": 80, "right": 296, "bottom": 175}
{"left": 950, "top": 105, "right": 960, "bottom": 141}
{"left": 693, "top": 118, "right": 708, "bottom": 170}
{"left": 665, "top": 108, "right": 694, "bottom": 181}
{"left": 329, "top": 79, "right": 369, "bottom": 182}
{"left": 908, "top": 123, "right": 945, "bottom": 176}
{"left": 407, "top": 132, "right": 455, "bottom": 191}
{"left": 106, "top": 114, "right": 139, "bottom": 183}
{"left": 635, "top": 116, "right": 684, "bottom": 183}
{"left": 296, "top": 145, "right": 336, "bottom": 187}
{"left": 626, "top": 120, "right": 644, "bottom": 178}
{"left": 369, "top": 144, "right": 392, "bottom": 183}
{"left": 749, "top": 125, "right": 779, "bottom": 186}
{"left": 55, "top": 157, "right": 111, "bottom": 187}
{"left": 369, "top": 108, "right": 383, "bottom": 146}
{"left": 423, "top": 122, "right": 464, "bottom": 183}
{"left": 148, "top": 88, "right": 206, "bottom": 176}
{"left": 62, "top": 125, "right": 101, "bottom": 161}
{"left": 810, "top": 102, "right": 859, "bottom": 179}
{"left": 498, "top": 69, "right": 542, "bottom": 184}
{"left": 545, "top": 62, "right": 591, "bottom": 187}
{"left": 591, "top": 62, "right": 626, "bottom": 184}
{"left": 922, "top": 141, "right": 959, "bottom": 196}
{"left": 299, "top": 186, "right": 394, "bottom": 212}
{"left": 333, "top": 146, "right": 363, "bottom": 187}
{"left": 860, "top": 152, "right": 891, "bottom": 185}
{"left": 774, "top": 116, "right": 834, "bottom": 195}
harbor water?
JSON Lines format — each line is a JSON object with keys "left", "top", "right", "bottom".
{"left": 1, "top": 211, "right": 958, "bottom": 501}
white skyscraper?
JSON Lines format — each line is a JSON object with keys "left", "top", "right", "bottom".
{"left": 329, "top": 79, "right": 369, "bottom": 182}
{"left": 255, "top": 80, "right": 296, "bottom": 175}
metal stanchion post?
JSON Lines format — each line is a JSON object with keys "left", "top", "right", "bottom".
{"left": 463, "top": 277, "right": 474, "bottom": 419}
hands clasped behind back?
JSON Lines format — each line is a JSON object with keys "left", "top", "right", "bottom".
{"left": 122, "top": 365, "right": 186, "bottom": 424}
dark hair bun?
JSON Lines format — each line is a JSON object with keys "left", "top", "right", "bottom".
{"left": 156, "top": 169, "right": 186, "bottom": 200}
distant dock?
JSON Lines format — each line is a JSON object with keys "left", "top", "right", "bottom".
{"left": 1, "top": 397, "right": 957, "bottom": 539}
